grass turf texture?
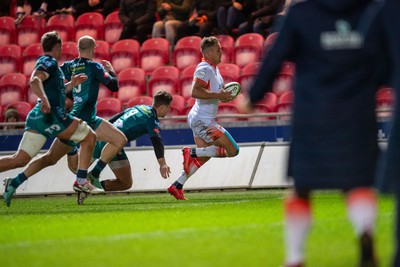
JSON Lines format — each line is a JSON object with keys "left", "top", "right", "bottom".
{"left": 0, "top": 190, "right": 394, "bottom": 267}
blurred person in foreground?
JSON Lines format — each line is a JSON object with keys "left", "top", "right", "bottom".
{"left": 244, "top": 0, "right": 398, "bottom": 266}
{"left": 167, "top": 36, "right": 239, "bottom": 200}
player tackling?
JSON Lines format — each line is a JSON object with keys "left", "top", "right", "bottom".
{"left": 168, "top": 36, "right": 240, "bottom": 200}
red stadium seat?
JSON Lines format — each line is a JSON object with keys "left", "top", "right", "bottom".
{"left": 46, "top": 14, "right": 75, "bottom": 42}
{"left": 110, "top": 39, "right": 140, "bottom": 73}
{"left": 234, "top": 33, "right": 264, "bottom": 68}
{"left": 140, "top": 38, "right": 170, "bottom": 74}
{"left": 218, "top": 63, "right": 240, "bottom": 83}
{"left": 22, "top": 43, "right": 43, "bottom": 77}
{"left": 275, "top": 91, "right": 293, "bottom": 120}
{"left": 272, "top": 67, "right": 294, "bottom": 97}
{"left": 74, "top": 12, "right": 104, "bottom": 42}
{"left": 16, "top": 15, "right": 45, "bottom": 48}
{"left": 60, "top": 42, "right": 78, "bottom": 64}
{"left": 126, "top": 96, "right": 153, "bottom": 107}
{"left": 97, "top": 84, "right": 115, "bottom": 101}
{"left": 93, "top": 40, "right": 110, "bottom": 63}
{"left": 0, "top": 44, "right": 21, "bottom": 78}
{"left": 173, "top": 36, "right": 202, "bottom": 70}
{"left": 148, "top": 66, "right": 180, "bottom": 96}
{"left": 179, "top": 64, "right": 196, "bottom": 99}
{"left": 239, "top": 62, "right": 261, "bottom": 93}
{"left": 0, "top": 104, "right": 3, "bottom": 122}
{"left": 117, "top": 67, "right": 145, "bottom": 105}
{"left": 0, "top": 73, "right": 27, "bottom": 106}
{"left": 216, "top": 34, "right": 234, "bottom": 63}
{"left": 264, "top": 32, "right": 278, "bottom": 52}
{"left": 97, "top": 97, "right": 122, "bottom": 119}
{"left": 171, "top": 94, "right": 186, "bottom": 112}
{"left": 257, "top": 91, "right": 277, "bottom": 111}
{"left": 5, "top": 101, "right": 32, "bottom": 121}
{"left": 0, "top": 16, "right": 16, "bottom": 45}
{"left": 217, "top": 102, "right": 241, "bottom": 122}
{"left": 163, "top": 105, "right": 183, "bottom": 124}
{"left": 376, "top": 87, "right": 394, "bottom": 118}
{"left": 104, "top": 11, "right": 122, "bottom": 44}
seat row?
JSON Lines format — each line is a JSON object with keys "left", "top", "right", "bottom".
{"left": 1, "top": 86, "right": 394, "bottom": 125}
{"left": 0, "top": 59, "right": 295, "bottom": 109}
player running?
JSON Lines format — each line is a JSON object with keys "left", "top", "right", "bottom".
{"left": 168, "top": 36, "right": 239, "bottom": 200}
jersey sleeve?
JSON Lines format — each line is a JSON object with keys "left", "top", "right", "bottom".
{"left": 92, "top": 62, "right": 113, "bottom": 86}
{"left": 60, "top": 61, "right": 72, "bottom": 81}
{"left": 35, "top": 57, "right": 56, "bottom": 75}
{"left": 193, "top": 65, "right": 211, "bottom": 87}
{"left": 146, "top": 118, "right": 162, "bottom": 138}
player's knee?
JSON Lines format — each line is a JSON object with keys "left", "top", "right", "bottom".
{"left": 116, "top": 134, "right": 128, "bottom": 149}
{"left": 121, "top": 178, "right": 133, "bottom": 190}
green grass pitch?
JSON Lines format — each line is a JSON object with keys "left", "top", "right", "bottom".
{"left": 0, "top": 190, "right": 395, "bottom": 267}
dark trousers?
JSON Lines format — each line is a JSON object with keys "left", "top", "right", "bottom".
{"left": 119, "top": 20, "right": 153, "bottom": 44}
{"left": 175, "top": 20, "right": 215, "bottom": 44}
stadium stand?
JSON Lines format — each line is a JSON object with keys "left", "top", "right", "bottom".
{"left": 140, "top": 38, "right": 170, "bottom": 74}
{"left": 234, "top": 33, "right": 264, "bottom": 68}
{"left": 0, "top": 16, "right": 16, "bottom": 45}
{"left": 148, "top": 66, "right": 180, "bottom": 96}
{"left": 173, "top": 36, "right": 202, "bottom": 70}
{"left": 46, "top": 14, "right": 75, "bottom": 42}
{"left": 218, "top": 63, "right": 240, "bottom": 83}
{"left": 104, "top": 11, "right": 122, "bottom": 45}
{"left": 5, "top": 101, "right": 31, "bottom": 121}
{"left": 0, "top": 72, "right": 27, "bottom": 106}
{"left": 126, "top": 95, "right": 153, "bottom": 107}
{"left": 74, "top": 12, "right": 104, "bottom": 42}
{"left": 22, "top": 43, "right": 43, "bottom": 77}
{"left": 117, "top": 67, "right": 145, "bottom": 105}
{"left": 93, "top": 40, "right": 110, "bottom": 62}
{"left": 178, "top": 64, "right": 196, "bottom": 99}
{"left": 97, "top": 97, "right": 122, "bottom": 119}
{"left": 216, "top": 34, "right": 234, "bottom": 63}
{"left": 110, "top": 39, "right": 140, "bottom": 73}
{"left": 0, "top": 44, "right": 21, "bottom": 78}
{"left": 16, "top": 15, "right": 45, "bottom": 48}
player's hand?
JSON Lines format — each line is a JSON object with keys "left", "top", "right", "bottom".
{"left": 40, "top": 97, "right": 51, "bottom": 114}
{"left": 196, "top": 15, "right": 208, "bottom": 25}
{"left": 238, "top": 98, "right": 254, "bottom": 114}
{"left": 71, "top": 73, "right": 88, "bottom": 87}
{"left": 219, "top": 90, "right": 233, "bottom": 102}
{"left": 160, "top": 164, "right": 171, "bottom": 179}
{"left": 233, "top": 2, "right": 243, "bottom": 10}
{"left": 161, "top": 3, "right": 171, "bottom": 10}
{"left": 101, "top": 60, "right": 115, "bottom": 74}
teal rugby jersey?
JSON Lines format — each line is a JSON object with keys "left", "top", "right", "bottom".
{"left": 114, "top": 105, "right": 161, "bottom": 142}
{"left": 60, "top": 58, "right": 113, "bottom": 124}
{"left": 35, "top": 55, "right": 71, "bottom": 123}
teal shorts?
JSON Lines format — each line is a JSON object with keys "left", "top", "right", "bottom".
{"left": 93, "top": 141, "right": 128, "bottom": 162}
{"left": 25, "top": 105, "right": 74, "bottom": 138}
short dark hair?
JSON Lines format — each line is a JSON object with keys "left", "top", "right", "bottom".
{"left": 153, "top": 90, "right": 173, "bottom": 107}
{"left": 41, "top": 31, "right": 62, "bottom": 52}
{"left": 201, "top": 36, "right": 219, "bottom": 54}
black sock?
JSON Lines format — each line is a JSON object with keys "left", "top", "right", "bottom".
{"left": 173, "top": 181, "right": 183, "bottom": 189}
{"left": 100, "top": 181, "right": 107, "bottom": 191}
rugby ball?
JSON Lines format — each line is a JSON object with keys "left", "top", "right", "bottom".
{"left": 221, "top": 82, "right": 242, "bottom": 102}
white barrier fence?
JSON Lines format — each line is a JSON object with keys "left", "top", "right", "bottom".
{"left": 0, "top": 142, "right": 292, "bottom": 196}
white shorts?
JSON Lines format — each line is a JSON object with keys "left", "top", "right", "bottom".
{"left": 18, "top": 131, "right": 47, "bottom": 158}
{"left": 188, "top": 113, "right": 226, "bottom": 143}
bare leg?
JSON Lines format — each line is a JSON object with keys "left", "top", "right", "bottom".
{"left": 23, "top": 139, "right": 71, "bottom": 177}
{"left": 95, "top": 120, "right": 127, "bottom": 163}
{"left": 0, "top": 150, "right": 31, "bottom": 172}
{"left": 101, "top": 164, "right": 133, "bottom": 191}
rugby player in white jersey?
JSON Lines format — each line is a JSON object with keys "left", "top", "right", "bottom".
{"left": 168, "top": 36, "right": 240, "bottom": 200}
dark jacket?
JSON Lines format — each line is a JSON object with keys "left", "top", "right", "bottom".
{"left": 119, "top": 0, "right": 156, "bottom": 25}
{"left": 157, "top": 0, "right": 192, "bottom": 21}
{"left": 189, "top": 0, "right": 219, "bottom": 22}
{"left": 249, "top": 0, "right": 394, "bottom": 190}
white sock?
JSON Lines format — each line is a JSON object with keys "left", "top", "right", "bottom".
{"left": 195, "top": 146, "right": 227, "bottom": 157}
{"left": 284, "top": 197, "right": 311, "bottom": 265}
{"left": 176, "top": 170, "right": 189, "bottom": 185}
{"left": 346, "top": 188, "right": 376, "bottom": 235}
{"left": 76, "top": 178, "right": 87, "bottom": 184}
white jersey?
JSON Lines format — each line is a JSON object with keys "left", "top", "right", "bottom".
{"left": 189, "top": 59, "right": 224, "bottom": 123}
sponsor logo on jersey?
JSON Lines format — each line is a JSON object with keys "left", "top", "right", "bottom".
{"left": 197, "top": 70, "right": 206, "bottom": 79}
{"left": 320, "top": 20, "right": 363, "bottom": 50}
